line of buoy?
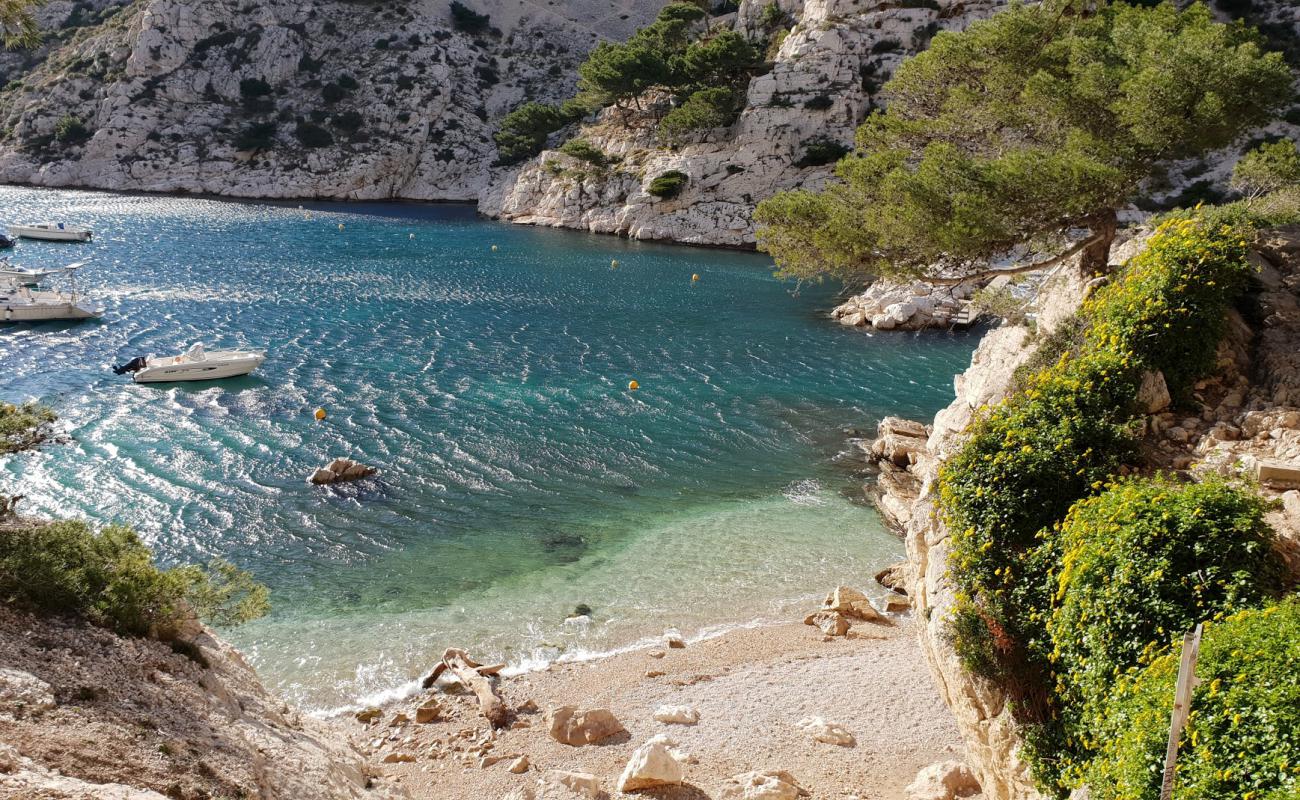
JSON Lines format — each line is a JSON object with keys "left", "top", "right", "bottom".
{"left": 314, "top": 407, "right": 327, "bottom": 421}
{"left": 691, "top": 273, "right": 700, "bottom": 282}
{"left": 491, "top": 244, "right": 498, "bottom": 252}
{"left": 628, "top": 380, "right": 639, "bottom": 391}
{"left": 338, "top": 223, "right": 345, "bottom": 231}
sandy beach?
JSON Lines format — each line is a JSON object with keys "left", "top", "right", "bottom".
{"left": 357, "top": 615, "right": 979, "bottom": 799}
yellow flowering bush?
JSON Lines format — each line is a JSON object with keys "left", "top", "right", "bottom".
{"left": 938, "top": 212, "right": 1274, "bottom": 794}
{"left": 1086, "top": 600, "right": 1300, "bottom": 800}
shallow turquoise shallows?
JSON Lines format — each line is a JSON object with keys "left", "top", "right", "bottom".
{"left": 0, "top": 187, "right": 977, "bottom": 712}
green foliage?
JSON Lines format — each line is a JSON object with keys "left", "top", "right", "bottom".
{"left": 647, "top": 170, "right": 688, "bottom": 198}
{"left": 938, "top": 213, "right": 1277, "bottom": 795}
{"left": 239, "top": 77, "right": 271, "bottom": 99}
{"left": 494, "top": 101, "right": 586, "bottom": 165}
{"left": 1232, "top": 139, "right": 1300, "bottom": 199}
{"left": 755, "top": 0, "right": 1292, "bottom": 283}
{"left": 1045, "top": 477, "right": 1281, "bottom": 787}
{"left": 659, "top": 87, "right": 740, "bottom": 141}
{"left": 294, "top": 121, "right": 333, "bottom": 148}
{"left": 680, "top": 31, "right": 758, "bottom": 89}
{"left": 1086, "top": 601, "right": 1300, "bottom": 800}
{"left": 449, "top": 1, "right": 490, "bottom": 34}
{"left": 233, "top": 121, "right": 276, "bottom": 151}
{"left": 795, "top": 139, "right": 850, "bottom": 167}
{"left": 0, "top": 401, "right": 54, "bottom": 453}
{"left": 1, "top": 0, "right": 40, "bottom": 48}
{"left": 333, "top": 111, "right": 364, "bottom": 134}
{"left": 0, "top": 520, "right": 268, "bottom": 638}
{"left": 54, "top": 114, "right": 91, "bottom": 144}
{"left": 557, "top": 137, "right": 611, "bottom": 166}
{"left": 758, "top": 2, "right": 786, "bottom": 31}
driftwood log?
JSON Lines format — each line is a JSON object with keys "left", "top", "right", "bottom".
{"left": 421, "top": 648, "right": 508, "bottom": 727}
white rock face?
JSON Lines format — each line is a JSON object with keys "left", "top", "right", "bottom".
{"left": 833, "top": 279, "right": 979, "bottom": 330}
{"left": 483, "top": 0, "right": 1007, "bottom": 246}
{"left": 0, "top": 0, "right": 659, "bottom": 199}
{"left": 616, "top": 734, "right": 685, "bottom": 793}
{"left": 794, "top": 716, "right": 855, "bottom": 746}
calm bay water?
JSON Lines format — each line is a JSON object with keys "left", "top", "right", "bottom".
{"left": 0, "top": 187, "right": 976, "bottom": 712}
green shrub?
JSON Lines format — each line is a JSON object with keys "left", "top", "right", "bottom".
{"left": 53, "top": 114, "right": 91, "bottom": 144}
{"left": 938, "top": 213, "right": 1261, "bottom": 784}
{"left": 0, "top": 402, "right": 54, "bottom": 454}
{"left": 658, "top": 87, "right": 740, "bottom": 142}
{"left": 449, "top": 1, "right": 490, "bottom": 34}
{"left": 294, "top": 121, "right": 333, "bottom": 148}
{"left": 333, "top": 111, "right": 364, "bottom": 134}
{"left": 0, "top": 520, "right": 268, "bottom": 638}
{"left": 321, "top": 82, "right": 346, "bottom": 104}
{"left": 795, "top": 138, "right": 850, "bottom": 167}
{"left": 1043, "top": 477, "right": 1282, "bottom": 788}
{"left": 558, "top": 138, "right": 610, "bottom": 166}
{"left": 1086, "top": 600, "right": 1300, "bottom": 800}
{"left": 233, "top": 121, "right": 276, "bottom": 151}
{"left": 494, "top": 101, "right": 586, "bottom": 165}
{"left": 647, "top": 170, "right": 688, "bottom": 198}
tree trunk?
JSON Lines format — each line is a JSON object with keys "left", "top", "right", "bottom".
{"left": 1079, "top": 208, "right": 1118, "bottom": 276}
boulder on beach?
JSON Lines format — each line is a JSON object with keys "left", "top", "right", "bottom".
{"left": 545, "top": 705, "right": 626, "bottom": 746}
{"left": 719, "top": 770, "right": 809, "bottom": 800}
{"left": 822, "top": 586, "right": 888, "bottom": 624}
{"left": 617, "top": 734, "right": 685, "bottom": 792}
{"left": 905, "top": 760, "right": 980, "bottom": 800}
{"left": 795, "top": 716, "right": 855, "bottom": 747}
{"left": 543, "top": 770, "right": 601, "bottom": 798}
{"left": 653, "top": 704, "right": 699, "bottom": 725}
{"left": 664, "top": 628, "right": 687, "bottom": 649}
{"left": 307, "top": 457, "right": 377, "bottom": 485}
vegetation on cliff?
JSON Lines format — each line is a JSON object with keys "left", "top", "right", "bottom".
{"left": 0, "top": 517, "right": 268, "bottom": 638}
{"left": 0, "top": 0, "right": 37, "bottom": 47}
{"left": 938, "top": 209, "right": 1297, "bottom": 798}
{"left": 0, "top": 401, "right": 54, "bottom": 454}
{"left": 754, "top": 0, "right": 1293, "bottom": 284}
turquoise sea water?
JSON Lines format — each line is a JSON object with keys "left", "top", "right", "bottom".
{"left": 0, "top": 187, "right": 977, "bottom": 712}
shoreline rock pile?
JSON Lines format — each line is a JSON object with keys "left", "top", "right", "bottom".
{"left": 803, "top": 585, "right": 891, "bottom": 637}
{"left": 832, "top": 280, "right": 980, "bottom": 331}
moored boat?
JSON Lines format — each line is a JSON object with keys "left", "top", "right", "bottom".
{"left": 0, "top": 233, "right": 14, "bottom": 249}
{"left": 114, "top": 343, "right": 266, "bottom": 383}
{"left": 0, "top": 262, "right": 101, "bottom": 322}
{"left": 8, "top": 222, "right": 94, "bottom": 242}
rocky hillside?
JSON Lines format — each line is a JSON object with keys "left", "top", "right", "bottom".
{"left": 0, "top": 603, "right": 401, "bottom": 799}
{"left": 482, "top": 0, "right": 1300, "bottom": 247}
{"left": 0, "top": 0, "right": 658, "bottom": 199}
{"left": 867, "top": 224, "right": 1300, "bottom": 799}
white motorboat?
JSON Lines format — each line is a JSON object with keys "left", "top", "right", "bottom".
{"left": 0, "top": 262, "right": 101, "bottom": 322}
{"left": 8, "top": 222, "right": 94, "bottom": 242}
{"left": 114, "top": 343, "right": 266, "bottom": 383}
{"left": 0, "top": 260, "right": 67, "bottom": 286}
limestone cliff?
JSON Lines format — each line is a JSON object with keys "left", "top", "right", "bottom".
{"left": 0, "top": 603, "right": 402, "bottom": 800}
{"left": 0, "top": 0, "right": 658, "bottom": 199}
{"left": 870, "top": 227, "right": 1300, "bottom": 800}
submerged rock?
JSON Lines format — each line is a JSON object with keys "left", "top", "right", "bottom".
{"left": 307, "top": 457, "right": 376, "bottom": 485}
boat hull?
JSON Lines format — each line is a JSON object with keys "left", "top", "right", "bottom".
{"left": 133, "top": 355, "right": 265, "bottom": 383}
{"left": 1, "top": 303, "right": 101, "bottom": 322}
{"left": 7, "top": 225, "right": 93, "bottom": 242}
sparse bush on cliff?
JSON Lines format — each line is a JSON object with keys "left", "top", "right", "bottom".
{"left": 795, "top": 139, "right": 850, "bottom": 168}
{"left": 0, "top": 519, "right": 268, "bottom": 638}
{"left": 558, "top": 137, "right": 612, "bottom": 167}
{"left": 0, "top": 401, "right": 54, "bottom": 453}
{"left": 449, "top": 1, "right": 490, "bottom": 34}
{"left": 233, "top": 121, "right": 276, "bottom": 151}
{"left": 647, "top": 170, "right": 688, "bottom": 198}
{"left": 1232, "top": 139, "right": 1300, "bottom": 200}
{"left": 659, "top": 87, "right": 741, "bottom": 142}
{"left": 294, "top": 121, "right": 332, "bottom": 148}
{"left": 494, "top": 100, "right": 589, "bottom": 165}
{"left": 54, "top": 113, "right": 91, "bottom": 144}
{"left": 1084, "top": 601, "right": 1300, "bottom": 800}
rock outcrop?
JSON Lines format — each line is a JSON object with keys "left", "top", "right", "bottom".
{"left": 544, "top": 705, "right": 627, "bottom": 746}
{"left": 832, "top": 279, "right": 981, "bottom": 331}
{"left": 616, "top": 734, "right": 685, "bottom": 792}
{"left": 309, "top": 456, "right": 377, "bottom": 485}
{"left": 0, "top": 604, "right": 397, "bottom": 800}
{"left": 0, "top": 0, "right": 658, "bottom": 199}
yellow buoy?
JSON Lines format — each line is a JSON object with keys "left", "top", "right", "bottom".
{"left": 338, "top": 223, "right": 345, "bottom": 231}
{"left": 409, "top": 233, "right": 416, "bottom": 240}
{"left": 611, "top": 259, "right": 619, "bottom": 269}
{"left": 628, "top": 380, "right": 639, "bottom": 391}
{"left": 491, "top": 244, "right": 498, "bottom": 252}
{"left": 691, "top": 273, "right": 700, "bottom": 282}
{"left": 314, "top": 408, "right": 327, "bottom": 421}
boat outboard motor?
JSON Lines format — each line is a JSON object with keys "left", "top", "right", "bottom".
{"left": 113, "top": 356, "right": 148, "bottom": 375}
{"left": 0, "top": 234, "right": 13, "bottom": 249}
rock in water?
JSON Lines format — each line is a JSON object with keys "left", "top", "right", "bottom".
{"left": 718, "top": 770, "right": 809, "bottom": 800}
{"left": 795, "top": 716, "right": 855, "bottom": 747}
{"left": 545, "top": 705, "right": 626, "bottom": 746}
{"left": 822, "top": 586, "right": 887, "bottom": 623}
{"left": 307, "top": 457, "right": 377, "bottom": 485}
{"left": 652, "top": 704, "right": 699, "bottom": 725}
{"left": 617, "top": 734, "right": 685, "bottom": 792}
{"left": 664, "top": 628, "right": 687, "bottom": 648}
{"left": 905, "top": 761, "right": 981, "bottom": 800}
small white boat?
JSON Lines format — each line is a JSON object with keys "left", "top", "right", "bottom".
{"left": 0, "top": 260, "right": 67, "bottom": 286}
{"left": 8, "top": 222, "right": 94, "bottom": 242}
{"left": 114, "top": 343, "right": 266, "bottom": 383}
{"left": 0, "top": 262, "right": 101, "bottom": 321}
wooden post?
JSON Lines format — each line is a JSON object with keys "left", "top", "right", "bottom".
{"left": 1159, "top": 623, "right": 1203, "bottom": 800}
